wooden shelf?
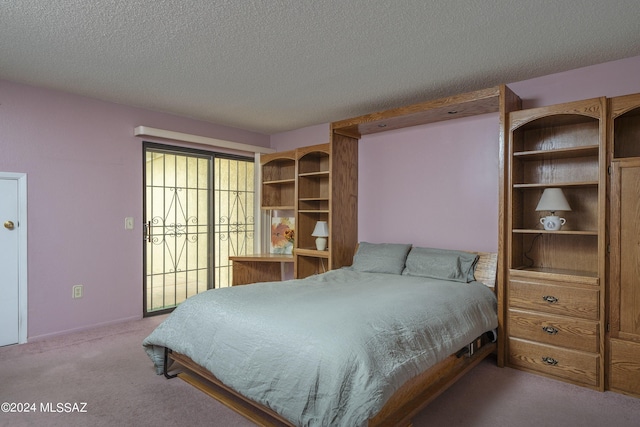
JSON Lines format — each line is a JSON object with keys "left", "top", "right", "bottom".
{"left": 263, "top": 178, "right": 295, "bottom": 185}
{"left": 512, "top": 229, "right": 598, "bottom": 235}
{"left": 513, "top": 181, "right": 599, "bottom": 189}
{"left": 295, "top": 248, "right": 330, "bottom": 258}
{"left": 298, "top": 171, "right": 329, "bottom": 178}
{"left": 510, "top": 266, "right": 599, "bottom": 282}
{"left": 229, "top": 254, "right": 294, "bottom": 263}
{"left": 513, "top": 145, "right": 600, "bottom": 160}
{"left": 261, "top": 205, "right": 295, "bottom": 211}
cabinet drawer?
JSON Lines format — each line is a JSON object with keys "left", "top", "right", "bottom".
{"left": 609, "top": 339, "right": 640, "bottom": 397}
{"left": 509, "top": 279, "right": 599, "bottom": 320}
{"left": 508, "top": 309, "right": 599, "bottom": 353}
{"left": 508, "top": 338, "right": 599, "bottom": 386}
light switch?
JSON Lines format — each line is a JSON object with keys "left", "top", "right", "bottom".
{"left": 125, "top": 217, "right": 134, "bottom": 230}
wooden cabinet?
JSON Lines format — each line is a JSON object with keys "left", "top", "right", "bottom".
{"left": 251, "top": 150, "right": 296, "bottom": 284}
{"left": 296, "top": 144, "right": 330, "bottom": 250}
{"left": 258, "top": 140, "right": 358, "bottom": 280}
{"left": 294, "top": 143, "right": 332, "bottom": 278}
{"left": 504, "top": 98, "right": 607, "bottom": 390}
{"left": 507, "top": 272, "right": 601, "bottom": 387}
{"left": 607, "top": 92, "right": 640, "bottom": 397}
{"left": 294, "top": 137, "right": 358, "bottom": 279}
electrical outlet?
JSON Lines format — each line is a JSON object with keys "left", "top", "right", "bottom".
{"left": 72, "top": 285, "right": 83, "bottom": 299}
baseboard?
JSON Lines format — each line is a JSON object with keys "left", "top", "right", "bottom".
{"left": 27, "top": 315, "right": 143, "bottom": 343}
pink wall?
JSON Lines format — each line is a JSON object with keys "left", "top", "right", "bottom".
{"left": 358, "top": 114, "right": 499, "bottom": 252}
{"left": 0, "top": 80, "right": 269, "bottom": 340}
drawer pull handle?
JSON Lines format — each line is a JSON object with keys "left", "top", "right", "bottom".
{"left": 542, "top": 326, "right": 559, "bottom": 335}
{"left": 542, "top": 295, "right": 558, "bottom": 304}
{"left": 542, "top": 356, "right": 558, "bottom": 366}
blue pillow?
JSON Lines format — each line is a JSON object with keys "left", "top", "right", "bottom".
{"left": 351, "top": 242, "right": 412, "bottom": 275}
{"left": 401, "top": 247, "right": 479, "bottom": 283}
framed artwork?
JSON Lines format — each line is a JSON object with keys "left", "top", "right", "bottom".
{"left": 270, "top": 217, "right": 295, "bottom": 254}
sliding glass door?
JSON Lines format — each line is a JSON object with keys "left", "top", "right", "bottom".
{"left": 143, "top": 143, "right": 254, "bottom": 315}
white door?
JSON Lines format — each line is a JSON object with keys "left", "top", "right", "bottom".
{"left": 0, "top": 178, "right": 20, "bottom": 346}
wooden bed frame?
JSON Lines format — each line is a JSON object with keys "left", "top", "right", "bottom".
{"left": 163, "top": 251, "right": 498, "bottom": 427}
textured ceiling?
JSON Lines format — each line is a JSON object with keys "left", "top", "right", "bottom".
{"left": 1, "top": 1, "right": 639, "bottom": 135}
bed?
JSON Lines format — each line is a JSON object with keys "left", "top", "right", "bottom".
{"left": 143, "top": 243, "right": 498, "bottom": 427}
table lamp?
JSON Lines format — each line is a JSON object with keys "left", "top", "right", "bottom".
{"left": 311, "top": 221, "right": 329, "bottom": 250}
{"left": 535, "top": 188, "right": 571, "bottom": 230}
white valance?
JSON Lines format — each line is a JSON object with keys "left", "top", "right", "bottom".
{"left": 134, "top": 126, "right": 274, "bottom": 154}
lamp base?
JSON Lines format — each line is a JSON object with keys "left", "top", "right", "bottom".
{"left": 315, "top": 237, "right": 327, "bottom": 251}
{"left": 540, "top": 215, "right": 566, "bottom": 231}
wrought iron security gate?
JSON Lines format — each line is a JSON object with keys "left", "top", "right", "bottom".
{"left": 143, "top": 143, "right": 254, "bottom": 315}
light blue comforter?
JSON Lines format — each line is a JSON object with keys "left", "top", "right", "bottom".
{"left": 143, "top": 269, "right": 497, "bottom": 426}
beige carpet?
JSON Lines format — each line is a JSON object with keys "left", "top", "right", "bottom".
{"left": 0, "top": 316, "right": 253, "bottom": 427}
{"left": 1, "top": 315, "right": 638, "bottom": 427}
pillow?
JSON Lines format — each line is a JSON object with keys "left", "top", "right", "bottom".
{"left": 401, "top": 247, "right": 479, "bottom": 283}
{"left": 351, "top": 242, "right": 412, "bottom": 275}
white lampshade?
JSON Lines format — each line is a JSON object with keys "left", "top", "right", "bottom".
{"left": 311, "top": 221, "right": 329, "bottom": 237}
{"left": 535, "top": 188, "right": 571, "bottom": 213}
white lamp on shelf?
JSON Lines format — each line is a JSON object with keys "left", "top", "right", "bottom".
{"left": 535, "top": 188, "right": 571, "bottom": 230}
{"left": 311, "top": 221, "right": 329, "bottom": 251}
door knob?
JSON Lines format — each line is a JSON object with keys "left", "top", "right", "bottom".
{"left": 4, "top": 221, "right": 15, "bottom": 230}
